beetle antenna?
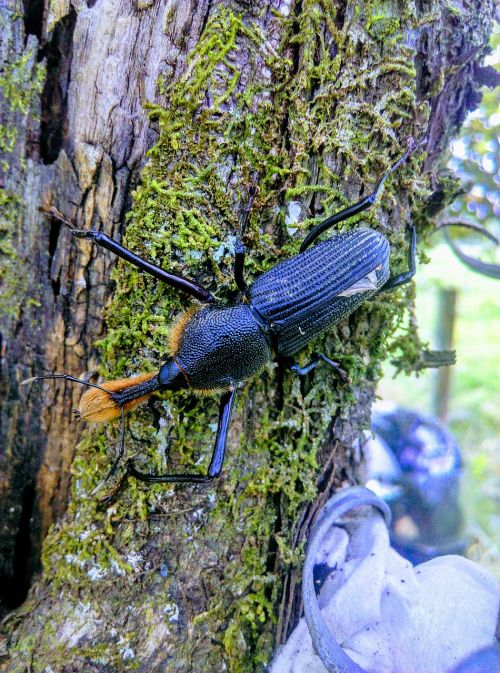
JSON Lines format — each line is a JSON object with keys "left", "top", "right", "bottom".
{"left": 238, "top": 171, "right": 259, "bottom": 238}
{"left": 22, "top": 372, "right": 164, "bottom": 496}
{"left": 22, "top": 372, "right": 112, "bottom": 394}
{"left": 39, "top": 205, "right": 78, "bottom": 230}
{"left": 22, "top": 373, "right": 128, "bottom": 494}
{"left": 24, "top": 371, "right": 161, "bottom": 422}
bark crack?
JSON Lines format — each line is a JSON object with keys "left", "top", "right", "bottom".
{"left": 39, "top": 9, "right": 77, "bottom": 164}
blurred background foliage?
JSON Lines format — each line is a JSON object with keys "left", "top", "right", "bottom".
{"left": 448, "top": 22, "right": 499, "bottom": 233}
{"left": 378, "top": 21, "right": 499, "bottom": 573}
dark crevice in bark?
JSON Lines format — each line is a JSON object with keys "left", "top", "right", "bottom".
{"left": 289, "top": 1, "right": 302, "bottom": 104}
{"left": 51, "top": 275, "right": 61, "bottom": 299}
{"left": 333, "top": 2, "right": 346, "bottom": 30}
{"left": 48, "top": 216, "right": 61, "bottom": 260}
{"left": 200, "top": 0, "right": 214, "bottom": 37}
{"left": 148, "top": 397, "right": 165, "bottom": 433}
{"left": 309, "top": 28, "right": 322, "bottom": 102}
{"left": 415, "top": 29, "right": 432, "bottom": 99}
{"left": 39, "top": 9, "right": 77, "bottom": 164}
{"left": 12, "top": 483, "right": 35, "bottom": 608}
{"left": 22, "top": 0, "right": 44, "bottom": 41}
{"left": 48, "top": 214, "right": 62, "bottom": 296}
{"left": 274, "top": 363, "right": 286, "bottom": 412}
{"left": 117, "top": 170, "right": 138, "bottom": 239}
{"left": 0, "top": 481, "right": 37, "bottom": 611}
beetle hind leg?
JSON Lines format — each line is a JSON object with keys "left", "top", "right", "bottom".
{"left": 379, "top": 225, "right": 417, "bottom": 292}
{"left": 290, "top": 353, "right": 348, "bottom": 382}
{"left": 126, "top": 389, "right": 236, "bottom": 486}
{"left": 300, "top": 141, "right": 425, "bottom": 252}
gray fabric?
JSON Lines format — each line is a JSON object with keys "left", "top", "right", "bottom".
{"left": 269, "top": 487, "right": 498, "bottom": 673}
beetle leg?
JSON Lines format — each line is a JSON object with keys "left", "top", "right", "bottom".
{"left": 234, "top": 174, "right": 259, "bottom": 293}
{"left": 300, "top": 141, "right": 425, "bottom": 252}
{"left": 379, "top": 225, "right": 417, "bottom": 291}
{"left": 234, "top": 239, "right": 247, "bottom": 293}
{"left": 90, "top": 406, "right": 126, "bottom": 496}
{"left": 126, "top": 389, "right": 236, "bottom": 485}
{"left": 21, "top": 373, "right": 130, "bottom": 495}
{"left": 40, "top": 206, "right": 214, "bottom": 303}
{"left": 290, "top": 353, "right": 348, "bottom": 382}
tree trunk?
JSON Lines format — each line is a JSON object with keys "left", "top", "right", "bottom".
{"left": 0, "top": 0, "right": 495, "bottom": 671}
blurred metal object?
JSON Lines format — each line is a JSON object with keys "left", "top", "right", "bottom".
{"left": 363, "top": 402, "right": 467, "bottom": 564}
{"left": 443, "top": 227, "right": 500, "bottom": 279}
{"left": 437, "top": 219, "right": 500, "bottom": 279}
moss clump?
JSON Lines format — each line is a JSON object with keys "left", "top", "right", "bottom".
{"left": 0, "top": 38, "right": 45, "bottom": 319}
{"left": 39, "top": 3, "right": 430, "bottom": 671}
{"left": 0, "top": 189, "right": 23, "bottom": 319}
{"left": 0, "top": 49, "right": 45, "bottom": 116}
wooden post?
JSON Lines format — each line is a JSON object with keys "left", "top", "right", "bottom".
{"left": 432, "top": 288, "right": 458, "bottom": 421}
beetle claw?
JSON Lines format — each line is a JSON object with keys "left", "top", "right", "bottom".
{"left": 337, "top": 367, "right": 349, "bottom": 384}
{"left": 71, "top": 229, "right": 96, "bottom": 239}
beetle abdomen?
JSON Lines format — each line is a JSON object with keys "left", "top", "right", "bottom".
{"left": 247, "top": 228, "right": 390, "bottom": 356}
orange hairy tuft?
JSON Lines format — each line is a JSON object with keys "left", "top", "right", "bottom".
{"left": 77, "top": 372, "right": 157, "bottom": 422}
{"left": 193, "top": 386, "right": 230, "bottom": 397}
{"left": 168, "top": 307, "right": 199, "bottom": 355}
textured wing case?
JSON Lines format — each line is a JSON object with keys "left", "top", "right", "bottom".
{"left": 247, "top": 228, "right": 390, "bottom": 356}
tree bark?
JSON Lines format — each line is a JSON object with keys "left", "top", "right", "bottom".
{"left": 0, "top": 0, "right": 495, "bottom": 671}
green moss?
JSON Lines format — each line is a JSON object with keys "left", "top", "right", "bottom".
{"left": 8, "top": 635, "right": 37, "bottom": 672}
{"left": 0, "top": 49, "right": 45, "bottom": 115}
{"left": 0, "top": 43, "right": 45, "bottom": 168}
{"left": 0, "top": 39, "right": 44, "bottom": 320}
{"left": 366, "top": 2, "right": 401, "bottom": 40}
{"left": 38, "top": 2, "right": 431, "bottom": 671}
{"left": 0, "top": 188, "right": 23, "bottom": 319}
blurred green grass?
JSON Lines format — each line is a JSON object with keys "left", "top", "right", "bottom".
{"left": 378, "top": 238, "right": 500, "bottom": 572}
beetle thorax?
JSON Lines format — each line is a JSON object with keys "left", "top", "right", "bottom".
{"left": 170, "top": 305, "right": 272, "bottom": 391}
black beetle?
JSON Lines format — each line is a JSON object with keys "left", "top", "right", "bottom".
{"left": 26, "top": 143, "right": 422, "bottom": 492}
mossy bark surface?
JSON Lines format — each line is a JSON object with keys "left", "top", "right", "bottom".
{"left": 0, "top": 1, "right": 496, "bottom": 671}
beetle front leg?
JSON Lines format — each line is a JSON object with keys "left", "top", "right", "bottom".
{"left": 290, "top": 353, "right": 348, "bottom": 382}
{"left": 40, "top": 206, "right": 215, "bottom": 303}
{"left": 379, "top": 225, "right": 417, "bottom": 291}
{"left": 234, "top": 239, "right": 247, "bottom": 293}
{"left": 234, "top": 174, "right": 259, "bottom": 293}
{"left": 126, "top": 389, "right": 236, "bottom": 485}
